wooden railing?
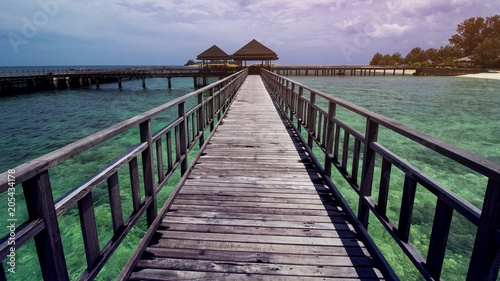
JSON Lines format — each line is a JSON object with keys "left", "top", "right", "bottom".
{"left": 261, "top": 69, "right": 500, "bottom": 281}
{"left": 0, "top": 69, "right": 248, "bottom": 280}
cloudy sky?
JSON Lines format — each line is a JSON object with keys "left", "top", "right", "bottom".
{"left": 1, "top": 0, "right": 499, "bottom": 66}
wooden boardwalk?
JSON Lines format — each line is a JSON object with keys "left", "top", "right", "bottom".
{"left": 126, "top": 75, "right": 385, "bottom": 280}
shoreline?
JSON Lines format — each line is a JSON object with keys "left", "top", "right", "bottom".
{"left": 458, "top": 71, "right": 500, "bottom": 80}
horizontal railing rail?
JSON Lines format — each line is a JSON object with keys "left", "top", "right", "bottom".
{"left": 261, "top": 69, "right": 500, "bottom": 281}
{"left": 0, "top": 69, "right": 248, "bottom": 280}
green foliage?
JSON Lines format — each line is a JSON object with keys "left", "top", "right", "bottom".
{"left": 184, "top": 59, "right": 198, "bottom": 66}
{"left": 470, "top": 37, "right": 500, "bottom": 67}
{"left": 370, "top": 52, "right": 383, "bottom": 65}
{"left": 449, "top": 15, "right": 500, "bottom": 55}
{"left": 449, "top": 15, "right": 500, "bottom": 58}
{"left": 369, "top": 52, "right": 403, "bottom": 66}
{"left": 370, "top": 14, "right": 499, "bottom": 67}
{"left": 404, "top": 47, "right": 428, "bottom": 65}
{"left": 434, "top": 45, "right": 465, "bottom": 66}
{"left": 449, "top": 17, "right": 487, "bottom": 56}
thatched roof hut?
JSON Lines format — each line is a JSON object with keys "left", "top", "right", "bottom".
{"left": 197, "top": 45, "right": 231, "bottom": 61}
{"left": 232, "top": 39, "right": 278, "bottom": 66}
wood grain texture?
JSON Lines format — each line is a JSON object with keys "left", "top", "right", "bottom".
{"left": 129, "top": 75, "right": 384, "bottom": 280}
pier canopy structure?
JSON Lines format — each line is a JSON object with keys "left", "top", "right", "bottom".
{"left": 232, "top": 39, "right": 279, "bottom": 67}
{"left": 196, "top": 45, "right": 232, "bottom": 67}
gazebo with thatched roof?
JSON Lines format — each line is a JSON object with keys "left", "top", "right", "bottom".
{"left": 197, "top": 45, "right": 231, "bottom": 66}
{"left": 232, "top": 39, "right": 279, "bottom": 67}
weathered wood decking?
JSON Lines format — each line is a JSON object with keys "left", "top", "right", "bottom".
{"left": 126, "top": 75, "right": 384, "bottom": 280}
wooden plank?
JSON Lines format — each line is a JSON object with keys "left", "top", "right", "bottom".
{"left": 129, "top": 268, "right": 372, "bottom": 281}
{"left": 158, "top": 222, "right": 355, "bottom": 238}
{"left": 180, "top": 185, "right": 329, "bottom": 194}
{"left": 143, "top": 248, "right": 377, "bottom": 267}
{"left": 170, "top": 204, "right": 340, "bottom": 215}
{"left": 173, "top": 194, "right": 339, "bottom": 206}
{"left": 170, "top": 200, "right": 339, "bottom": 211}
{"left": 164, "top": 210, "right": 347, "bottom": 223}
{"left": 174, "top": 192, "right": 330, "bottom": 201}
{"left": 150, "top": 238, "right": 369, "bottom": 256}
{"left": 152, "top": 230, "right": 363, "bottom": 247}
{"left": 134, "top": 258, "right": 383, "bottom": 278}
{"left": 161, "top": 216, "right": 347, "bottom": 230}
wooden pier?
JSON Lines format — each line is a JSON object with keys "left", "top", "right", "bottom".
{"left": 271, "top": 65, "right": 418, "bottom": 76}
{"left": 119, "top": 75, "right": 392, "bottom": 280}
{"left": 1, "top": 68, "right": 499, "bottom": 281}
{"left": 0, "top": 66, "right": 240, "bottom": 94}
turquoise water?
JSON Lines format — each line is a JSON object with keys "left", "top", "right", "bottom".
{"left": 1, "top": 74, "right": 499, "bottom": 280}
{"left": 287, "top": 75, "right": 500, "bottom": 280}
{"left": 0, "top": 76, "right": 214, "bottom": 280}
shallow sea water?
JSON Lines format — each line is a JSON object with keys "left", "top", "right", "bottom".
{"left": 1, "top": 74, "right": 499, "bottom": 280}
{"left": 288, "top": 75, "right": 500, "bottom": 280}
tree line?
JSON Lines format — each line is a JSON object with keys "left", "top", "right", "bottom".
{"left": 370, "top": 15, "right": 500, "bottom": 68}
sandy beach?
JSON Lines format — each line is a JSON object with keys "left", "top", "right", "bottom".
{"left": 458, "top": 71, "right": 500, "bottom": 80}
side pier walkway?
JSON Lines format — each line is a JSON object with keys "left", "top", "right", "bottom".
{"left": 123, "top": 75, "right": 386, "bottom": 280}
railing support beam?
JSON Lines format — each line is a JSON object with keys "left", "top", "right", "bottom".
{"left": 23, "top": 171, "right": 69, "bottom": 281}
{"left": 178, "top": 102, "right": 188, "bottom": 175}
{"left": 358, "top": 118, "right": 379, "bottom": 229}
{"left": 467, "top": 179, "right": 500, "bottom": 281}
{"left": 325, "top": 101, "right": 336, "bottom": 176}
{"left": 140, "top": 120, "right": 157, "bottom": 226}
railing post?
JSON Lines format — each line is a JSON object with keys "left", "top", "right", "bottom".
{"left": 358, "top": 118, "right": 379, "bottom": 229}
{"left": 324, "top": 101, "right": 336, "bottom": 177}
{"left": 209, "top": 87, "right": 215, "bottom": 131}
{"left": 22, "top": 171, "right": 69, "bottom": 281}
{"left": 198, "top": 92, "right": 205, "bottom": 147}
{"left": 307, "top": 92, "right": 316, "bottom": 148}
{"left": 297, "top": 87, "right": 303, "bottom": 133}
{"left": 467, "top": 178, "right": 500, "bottom": 281}
{"left": 178, "top": 102, "right": 188, "bottom": 175}
{"left": 426, "top": 198, "right": 453, "bottom": 280}
{"left": 140, "top": 120, "right": 157, "bottom": 226}
{"left": 78, "top": 192, "right": 100, "bottom": 270}
{"left": 290, "top": 83, "right": 295, "bottom": 122}
{"left": 285, "top": 80, "right": 290, "bottom": 115}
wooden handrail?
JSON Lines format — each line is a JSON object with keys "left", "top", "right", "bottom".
{"left": 261, "top": 69, "right": 500, "bottom": 281}
{"left": 0, "top": 69, "right": 248, "bottom": 280}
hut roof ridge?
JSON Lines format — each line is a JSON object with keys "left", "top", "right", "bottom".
{"left": 197, "top": 45, "right": 231, "bottom": 60}
{"left": 232, "top": 39, "right": 278, "bottom": 61}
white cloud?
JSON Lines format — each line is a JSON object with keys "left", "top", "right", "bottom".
{"left": 1, "top": 0, "right": 500, "bottom": 65}
{"left": 369, "top": 23, "right": 412, "bottom": 38}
